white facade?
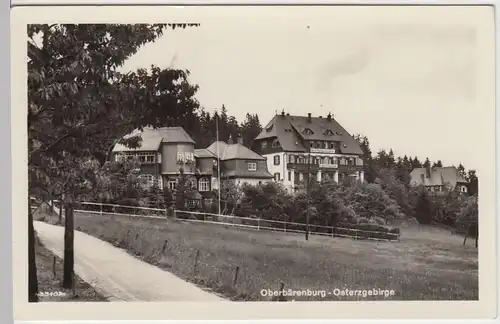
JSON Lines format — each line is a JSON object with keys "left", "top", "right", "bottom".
{"left": 263, "top": 152, "right": 365, "bottom": 192}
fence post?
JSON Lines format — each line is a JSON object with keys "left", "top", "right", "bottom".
{"left": 193, "top": 249, "right": 200, "bottom": 276}
{"left": 331, "top": 226, "right": 334, "bottom": 237}
{"left": 232, "top": 265, "right": 240, "bottom": 287}
{"left": 52, "top": 256, "right": 56, "bottom": 278}
{"left": 284, "top": 221, "right": 287, "bottom": 232}
{"left": 100, "top": 202, "right": 103, "bottom": 215}
{"left": 258, "top": 218, "right": 260, "bottom": 231}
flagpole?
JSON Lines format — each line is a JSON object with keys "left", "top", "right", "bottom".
{"left": 216, "top": 111, "right": 221, "bottom": 215}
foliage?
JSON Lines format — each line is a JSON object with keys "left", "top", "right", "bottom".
{"left": 415, "top": 187, "right": 433, "bottom": 224}
{"left": 218, "top": 179, "right": 243, "bottom": 215}
{"left": 27, "top": 23, "right": 200, "bottom": 300}
{"left": 239, "top": 182, "right": 293, "bottom": 222}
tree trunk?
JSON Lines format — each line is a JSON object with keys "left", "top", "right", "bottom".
{"left": 28, "top": 199, "right": 39, "bottom": 302}
{"left": 58, "top": 200, "right": 63, "bottom": 224}
{"left": 62, "top": 204, "right": 74, "bottom": 289}
{"left": 463, "top": 224, "right": 470, "bottom": 246}
{"left": 49, "top": 195, "right": 54, "bottom": 213}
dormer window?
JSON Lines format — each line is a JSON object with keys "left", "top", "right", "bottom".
{"left": 302, "top": 128, "right": 314, "bottom": 135}
{"left": 272, "top": 139, "right": 281, "bottom": 148}
{"left": 266, "top": 124, "right": 274, "bottom": 132}
{"left": 324, "top": 129, "right": 334, "bottom": 136}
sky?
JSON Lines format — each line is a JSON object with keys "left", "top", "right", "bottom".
{"left": 119, "top": 6, "right": 494, "bottom": 172}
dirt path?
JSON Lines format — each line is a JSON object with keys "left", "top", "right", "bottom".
{"left": 34, "top": 221, "right": 226, "bottom": 302}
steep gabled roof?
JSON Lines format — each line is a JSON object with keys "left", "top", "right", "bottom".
{"left": 206, "top": 141, "right": 266, "bottom": 161}
{"left": 410, "top": 166, "right": 468, "bottom": 188}
{"left": 255, "top": 115, "right": 307, "bottom": 152}
{"left": 254, "top": 114, "right": 363, "bottom": 154}
{"left": 112, "top": 127, "right": 195, "bottom": 152}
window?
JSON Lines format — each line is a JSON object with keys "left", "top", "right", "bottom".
{"left": 261, "top": 141, "right": 267, "bottom": 150}
{"left": 184, "top": 152, "right": 193, "bottom": 162}
{"left": 247, "top": 162, "right": 257, "bottom": 171}
{"left": 199, "top": 178, "right": 210, "bottom": 192}
{"left": 329, "top": 142, "right": 335, "bottom": 149}
{"left": 115, "top": 154, "right": 124, "bottom": 162}
{"left": 310, "top": 141, "right": 314, "bottom": 148}
{"left": 177, "top": 152, "right": 185, "bottom": 163}
{"left": 288, "top": 171, "right": 291, "bottom": 181}
{"left": 274, "top": 173, "right": 281, "bottom": 181}
{"left": 272, "top": 140, "right": 281, "bottom": 148}
{"left": 290, "top": 155, "right": 296, "bottom": 163}
{"left": 316, "top": 142, "right": 321, "bottom": 148}
{"left": 274, "top": 155, "right": 280, "bottom": 165}
{"left": 303, "top": 128, "right": 314, "bottom": 135}
{"left": 168, "top": 180, "right": 177, "bottom": 191}
{"left": 323, "top": 142, "right": 328, "bottom": 149}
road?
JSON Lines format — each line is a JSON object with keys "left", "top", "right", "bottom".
{"left": 34, "top": 220, "right": 226, "bottom": 302}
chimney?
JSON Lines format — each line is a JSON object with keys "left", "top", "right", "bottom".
{"left": 307, "top": 113, "right": 312, "bottom": 122}
{"left": 319, "top": 116, "right": 322, "bottom": 118}
{"left": 327, "top": 112, "right": 332, "bottom": 121}
{"left": 281, "top": 109, "right": 285, "bottom": 116}
{"left": 237, "top": 135, "right": 243, "bottom": 145}
{"left": 228, "top": 135, "right": 234, "bottom": 145}
{"left": 286, "top": 112, "right": 290, "bottom": 116}
{"left": 425, "top": 166, "right": 431, "bottom": 178}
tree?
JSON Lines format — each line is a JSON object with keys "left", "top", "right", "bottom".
{"left": 410, "top": 156, "right": 422, "bottom": 169}
{"left": 457, "top": 196, "right": 479, "bottom": 247}
{"left": 240, "top": 113, "right": 263, "bottom": 148}
{"left": 353, "top": 134, "right": 376, "bottom": 183}
{"left": 466, "top": 170, "right": 479, "bottom": 196}
{"left": 457, "top": 163, "right": 466, "bottom": 179}
{"left": 415, "top": 187, "right": 433, "bottom": 224}
{"left": 432, "top": 160, "right": 443, "bottom": 168}
{"left": 422, "top": 157, "right": 431, "bottom": 168}
{"left": 27, "top": 23, "right": 199, "bottom": 300}
{"left": 219, "top": 179, "right": 243, "bottom": 215}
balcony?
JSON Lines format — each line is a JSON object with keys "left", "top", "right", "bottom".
{"left": 319, "top": 163, "right": 338, "bottom": 169}
{"left": 286, "top": 163, "right": 319, "bottom": 173}
{"left": 310, "top": 148, "right": 337, "bottom": 154}
{"left": 287, "top": 162, "right": 363, "bottom": 173}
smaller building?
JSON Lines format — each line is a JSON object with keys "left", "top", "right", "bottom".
{"left": 206, "top": 136, "right": 274, "bottom": 186}
{"left": 410, "top": 166, "right": 469, "bottom": 194}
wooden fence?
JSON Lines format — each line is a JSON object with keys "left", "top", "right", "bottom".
{"left": 49, "top": 200, "right": 400, "bottom": 242}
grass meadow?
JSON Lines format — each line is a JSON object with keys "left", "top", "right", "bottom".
{"left": 51, "top": 211, "right": 480, "bottom": 301}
